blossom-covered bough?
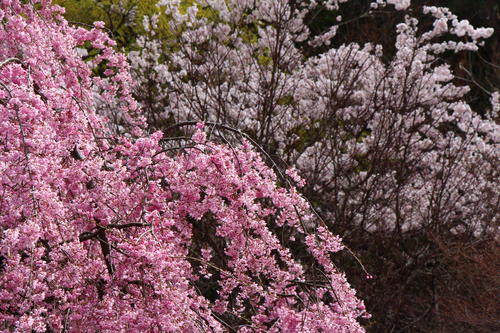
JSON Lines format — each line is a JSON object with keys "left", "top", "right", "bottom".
{"left": 0, "top": 0, "right": 370, "bottom": 331}
{"left": 127, "top": 0, "right": 499, "bottom": 330}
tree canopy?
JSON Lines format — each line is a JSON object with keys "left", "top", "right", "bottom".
{"left": 1, "top": 0, "right": 498, "bottom": 331}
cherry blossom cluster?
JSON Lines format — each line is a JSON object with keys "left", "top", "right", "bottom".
{"left": 0, "top": 0, "right": 368, "bottom": 331}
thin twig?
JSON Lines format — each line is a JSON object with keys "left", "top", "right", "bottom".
{"left": 0, "top": 80, "right": 38, "bottom": 215}
{"left": 0, "top": 57, "right": 22, "bottom": 68}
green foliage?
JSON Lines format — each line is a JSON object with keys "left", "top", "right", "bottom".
{"left": 54, "top": 0, "right": 162, "bottom": 49}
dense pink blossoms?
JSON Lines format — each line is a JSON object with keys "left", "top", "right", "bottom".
{"left": 0, "top": 0, "right": 367, "bottom": 331}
